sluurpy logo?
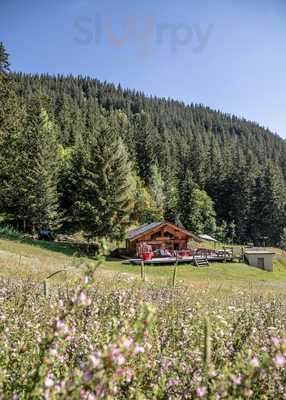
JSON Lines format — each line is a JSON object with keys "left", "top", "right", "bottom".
{"left": 73, "top": 14, "right": 214, "bottom": 57}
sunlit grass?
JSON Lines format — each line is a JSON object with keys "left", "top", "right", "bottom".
{"left": 1, "top": 236, "right": 286, "bottom": 290}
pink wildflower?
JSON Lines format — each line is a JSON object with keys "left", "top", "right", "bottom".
{"left": 250, "top": 356, "right": 259, "bottom": 367}
{"left": 89, "top": 353, "right": 101, "bottom": 368}
{"left": 49, "top": 348, "right": 58, "bottom": 357}
{"left": 77, "top": 292, "right": 91, "bottom": 306}
{"left": 196, "top": 386, "right": 207, "bottom": 397}
{"left": 36, "top": 335, "right": 42, "bottom": 344}
{"left": 110, "top": 346, "right": 126, "bottom": 365}
{"left": 123, "top": 338, "right": 133, "bottom": 349}
{"left": 232, "top": 375, "right": 242, "bottom": 385}
{"left": 275, "top": 354, "right": 285, "bottom": 368}
{"left": 134, "top": 345, "right": 144, "bottom": 354}
{"left": 87, "top": 393, "right": 96, "bottom": 400}
{"left": 125, "top": 368, "right": 133, "bottom": 383}
{"left": 58, "top": 299, "right": 64, "bottom": 307}
{"left": 117, "top": 354, "right": 126, "bottom": 366}
{"left": 168, "top": 379, "right": 180, "bottom": 387}
{"left": 271, "top": 336, "right": 280, "bottom": 346}
{"left": 45, "top": 376, "right": 54, "bottom": 388}
{"left": 56, "top": 320, "right": 65, "bottom": 330}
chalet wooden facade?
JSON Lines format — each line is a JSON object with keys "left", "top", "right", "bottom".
{"left": 126, "top": 221, "right": 201, "bottom": 256}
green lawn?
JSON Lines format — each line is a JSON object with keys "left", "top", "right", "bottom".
{"left": 102, "top": 257, "right": 286, "bottom": 283}
{"left": 1, "top": 235, "right": 286, "bottom": 288}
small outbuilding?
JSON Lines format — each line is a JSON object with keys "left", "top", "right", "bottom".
{"left": 244, "top": 250, "right": 275, "bottom": 272}
{"left": 126, "top": 221, "right": 201, "bottom": 256}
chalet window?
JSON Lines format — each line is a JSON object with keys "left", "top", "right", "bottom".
{"left": 151, "top": 231, "right": 162, "bottom": 240}
{"left": 257, "top": 258, "right": 265, "bottom": 268}
{"left": 164, "top": 231, "right": 175, "bottom": 239}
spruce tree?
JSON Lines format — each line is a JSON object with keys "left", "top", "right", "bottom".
{"left": 177, "top": 168, "right": 197, "bottom": 231}
{"left": 0, "top": 42, "right": 22, "bottom": 137}
{"left": 18, "top": 101, "right": 60, "bottom": 231}
{"left": 134, "top": 112, "right": 156, "bottom": 183}
{"left": 250, "top": 162, "right": 286, "bottom": 245}
{"left": 70, "top": 126, "right": 134, "bottom": 240}
{"left": 0, "top": 42, "right": 9, "bottom": 73}
{"left": 149, "top": 164, "right": 165, "bottom": 215}
{"left": 129, "top": 175, "right": 163, "bottom": 224}
{"left": 177, "top": 168, "right": 216, "bottom": 234}
{"left": 0, "top": 43, "right": 23, "bottom": 218}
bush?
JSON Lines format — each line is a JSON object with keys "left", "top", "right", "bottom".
{"left": 0, "top": 225, "right": 25, "bottom": 240}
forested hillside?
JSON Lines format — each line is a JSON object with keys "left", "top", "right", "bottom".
{"left": 1, "top": 42, "right": 286, "bottom": 245}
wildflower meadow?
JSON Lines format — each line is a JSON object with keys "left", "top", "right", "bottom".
{"left": 0, "top": 260, "right": 285, "bottom": 399}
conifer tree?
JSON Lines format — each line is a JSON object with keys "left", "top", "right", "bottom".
{"left": 0, "top": 43, "right": 22, "bottom": 137}
{"left": 189, "top": 134, "right": 207, "bottom": 187}
{"left": 177, "top": 168, "right": 216, "bottom": 234}
{"left": 129, "top": 175, "right": 163, "bottom": 224}
{"left": 149, "top": 164, "right": 165, "bottom": 214}
{"left": 0, "top": 43, "right": 23, "bottom": 217}
{"left": 16, "top": 101, "right": 60, "bottom": 231}
{"left": 164, "top": 180, "right": 179, "bottom": 223}
{"left": 250, "top": 162, "right": 286, "bottom": 245}
{"left": 177, "top": 169, "right": 196, "bottom": 230}
{"left": 69, "top": 126, "right": 134, "bottom": 240}
{"left": 134, "top": 112, "right": 156, "bottom": 182}
{"left": 0, "top": 42, "right": 9, "bottom": 73}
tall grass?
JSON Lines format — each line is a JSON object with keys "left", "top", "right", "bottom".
{"left": 0, "top": 268, "right": 285, "bottom": 398}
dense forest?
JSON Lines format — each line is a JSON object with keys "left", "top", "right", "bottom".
{"left": 1, "top": 42, "right": 286, "bottom": 246}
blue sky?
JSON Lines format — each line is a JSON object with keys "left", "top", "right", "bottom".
{"left": 1, "top": 0, "right": 286, "bottom": 137}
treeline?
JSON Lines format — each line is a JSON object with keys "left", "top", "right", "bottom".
{"left": 1, "top": 42, "right": 286, "bottom": 245}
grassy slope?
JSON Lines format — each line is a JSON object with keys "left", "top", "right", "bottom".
{"left": 1, "top": 235, "right": 286, "bottom": 289}
{"left": 0, "top": 237, "right": 87, "bottom": 282}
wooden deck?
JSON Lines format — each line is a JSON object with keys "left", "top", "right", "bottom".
{"left": 129, "top": 254, "right": 233, "bottom": 266}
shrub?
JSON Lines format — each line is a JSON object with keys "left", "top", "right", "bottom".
{"left": 0, "top": 225, "right": 25, "bottom": 240}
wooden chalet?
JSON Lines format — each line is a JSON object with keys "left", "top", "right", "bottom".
{"left": 126, "top": 221, "right": 201, "bottom": 256}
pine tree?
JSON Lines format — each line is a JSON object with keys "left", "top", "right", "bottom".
{"left": 250, "top": 162, "right": 286, "bottom": 245}
{"left": 0, "top": 42, "right": 9, "bottom": 73}
{"left": 0, "top": 43, "right": 23, "bottom": 218}
{"left": 148, "top": 164, "right": 165, "bottom": 214}
{"left": 18, "top": 102, "right": 60, "bottom": 231}
{"left": 69, "top": 126, "right": 134, "bottom": 240}
{"left": 189, "top": 134, "right": 207, "bottom": 187}
{"left": 134, "top": 112, "right": 156, "bottom": 182}
{"left": 177, "top": 168, "right": 216, "bottom": 234}
{"left": 164, "top": 179, "right": 178, "bottom": 223}
{"left": 177, "top": 168, "right": 196, "bottom": 230}
{"left": 129, "top": 175, "right": 163, "bottom": 224}
{"left": 0, "top": 42, "right": 22, "bottom": 137}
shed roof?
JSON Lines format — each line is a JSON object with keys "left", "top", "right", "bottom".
{"left": 126, "top": 221, "right": 201, "bottom": 242}
{"left": 245, "top": 251, "right": 275, "bottom": 255}
{"left": 199, "top": 234, "right": 218, "bottom": 242}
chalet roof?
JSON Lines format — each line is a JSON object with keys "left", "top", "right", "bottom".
{"left": 126, "top": 222, "right": 162, "bottom": 240}
{"left": 126, "top": 221, "right": 201, "bottom": 242}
